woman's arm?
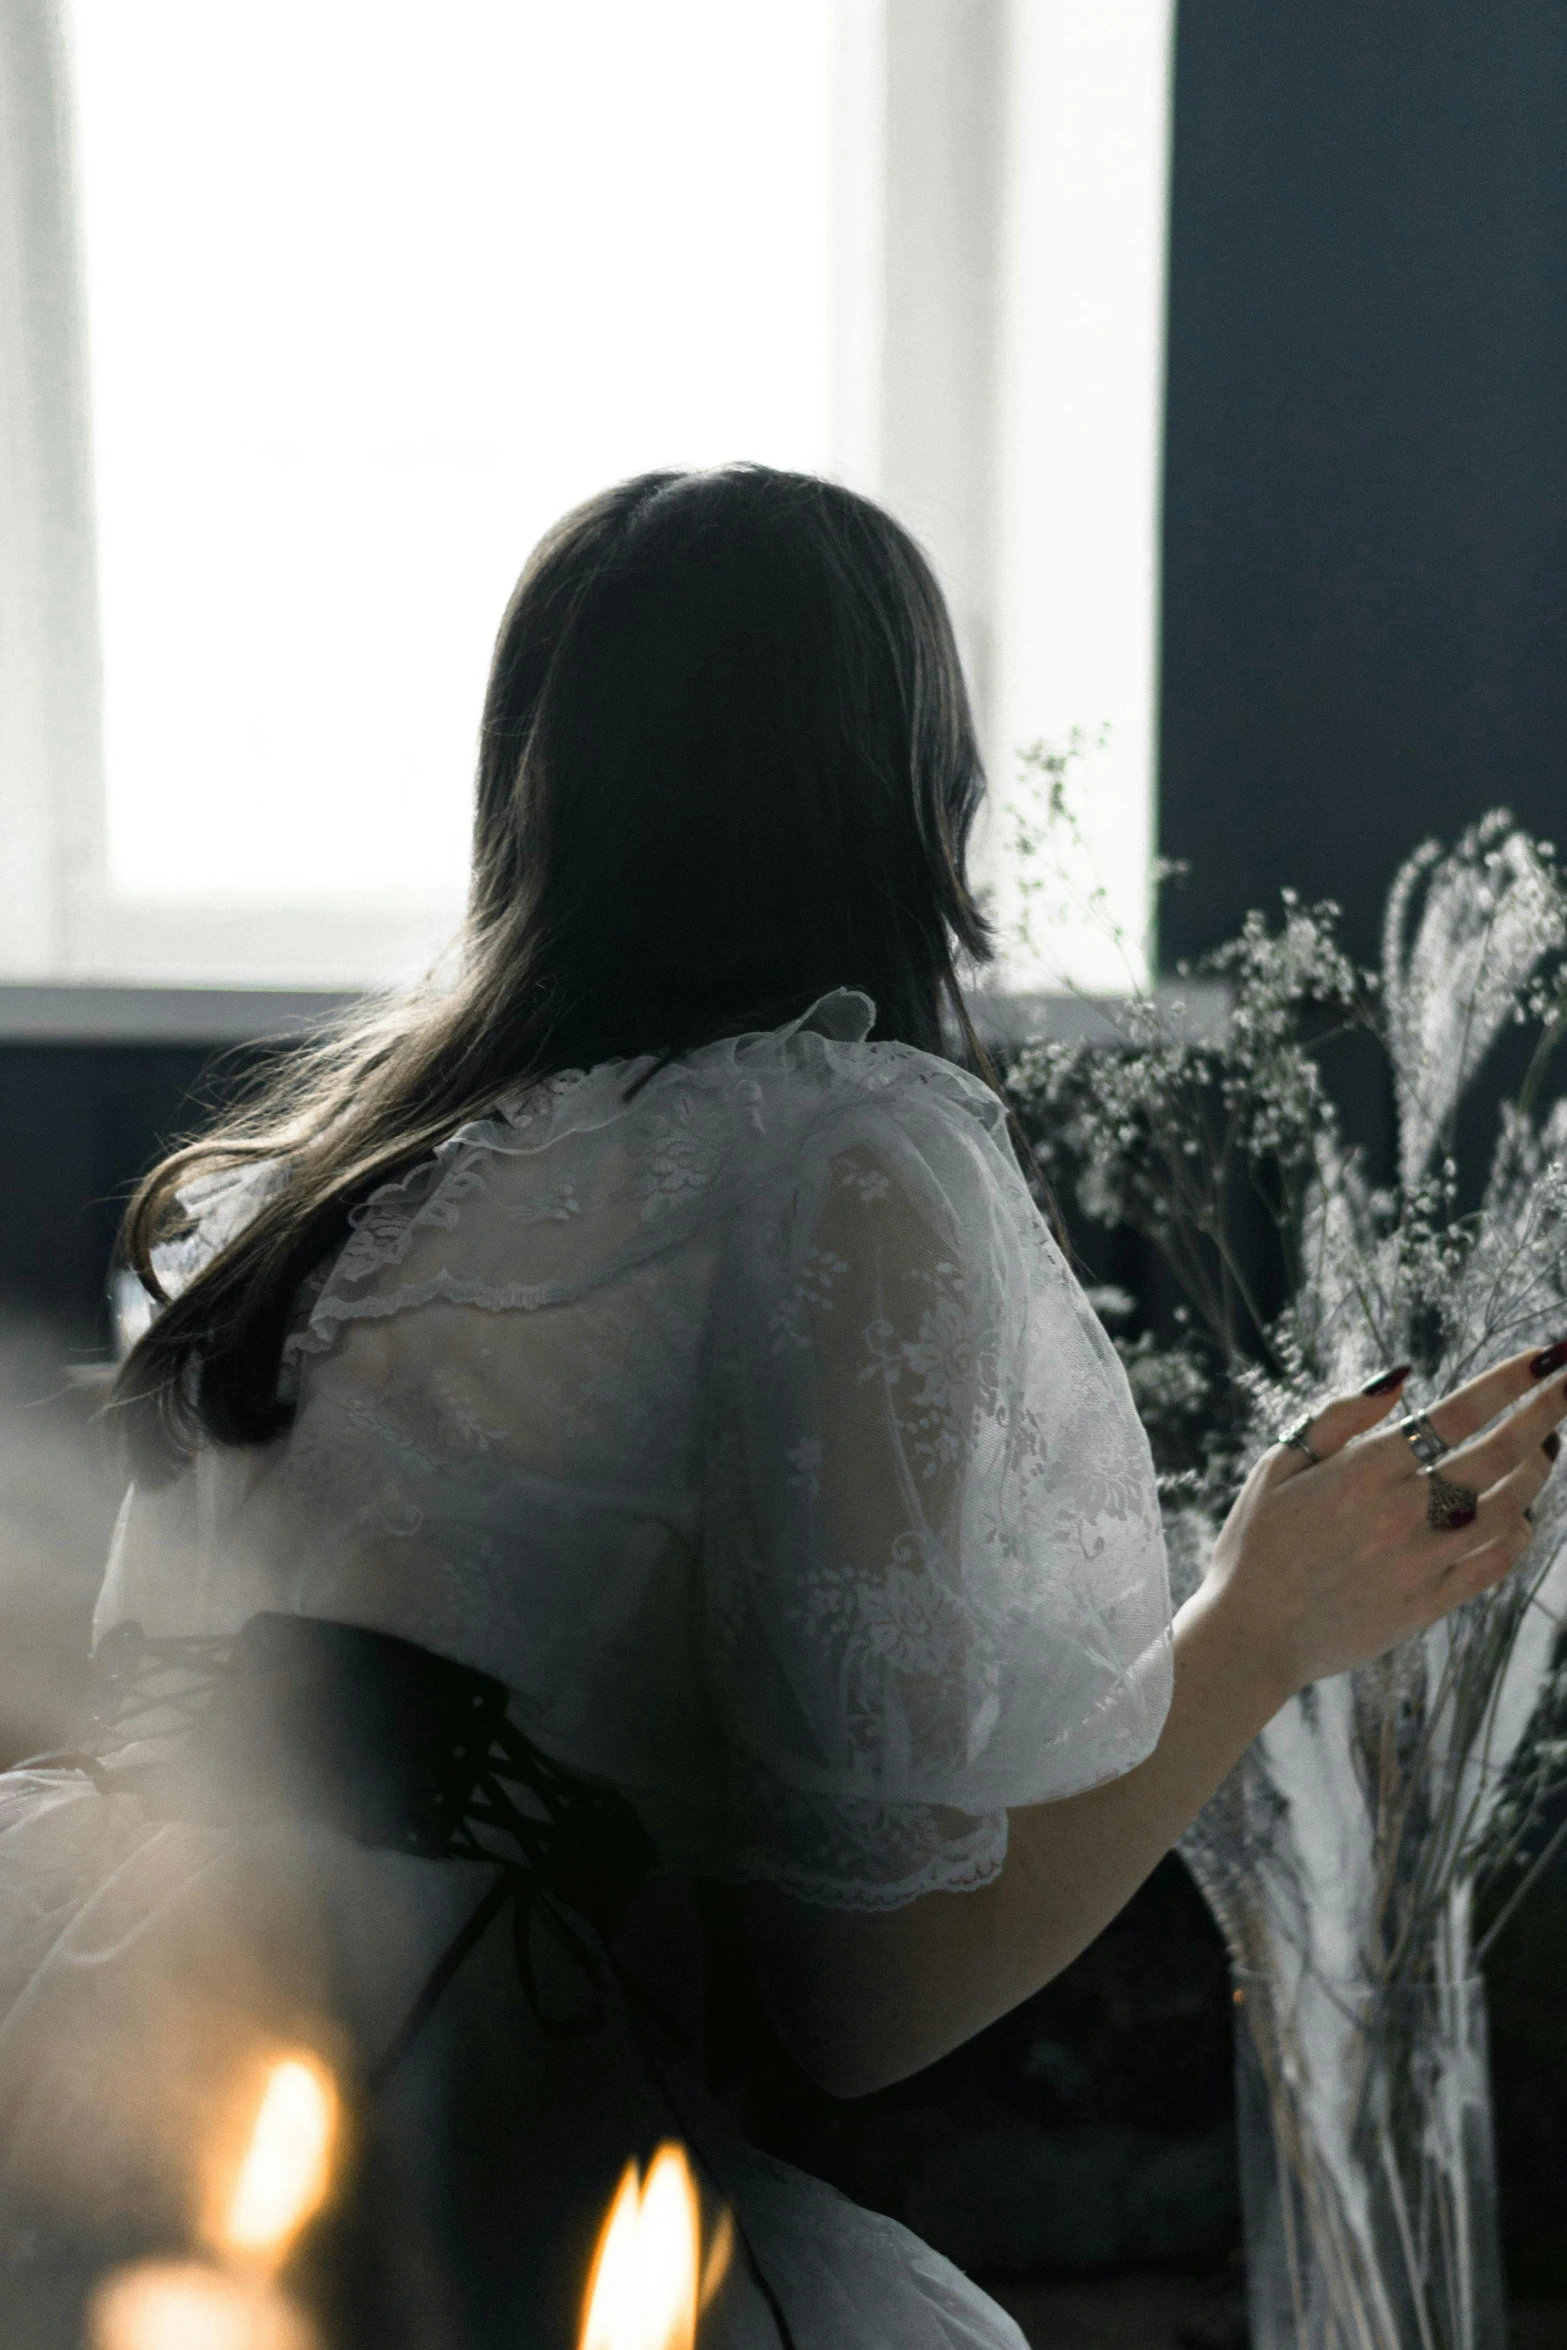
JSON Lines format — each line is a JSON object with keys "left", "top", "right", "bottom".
{"left": 741, "top": 1350, "right": 1567, "bottom": 2098}
{"left": 740, "top": 1582, "right": 1277, "bottom": 2097}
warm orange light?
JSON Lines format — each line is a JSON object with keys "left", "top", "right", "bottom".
{"left": 579, "top": 2143, "right": 710, "bottom": 2350}
{"left": 222, "top": 2056, "right": 338, "bottom": 2263}
{"left": 86, "top": 2258, "right": 316, "bottom": 2350}
{"left": 698, "top": 2205, "right": 735, "bottom": 2314}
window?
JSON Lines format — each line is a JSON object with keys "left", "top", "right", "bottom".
{"left": 66, "top": 0, "right": 838, "bottom": 983}
{"left": 8, "top": 1, "right": 1173, "bottom": 999}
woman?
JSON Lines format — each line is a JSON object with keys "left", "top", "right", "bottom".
{"left": 0, "top": 465, "right": 1558, "bottom": 2349}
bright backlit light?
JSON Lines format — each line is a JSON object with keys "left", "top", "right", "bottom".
{"left": 66, "top": 0, "right": 836, "bottom": 907}
{"left": 579, "top": 2142, "right": 735, "bottom": 2350}
{"left": 87, "top": 2260, "right": 316, "bottom": 2350}
{"left": 223, "top": 2057, "right": 338, "bottom": 2261}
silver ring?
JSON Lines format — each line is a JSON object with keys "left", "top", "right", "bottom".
{"left": 1278, "top": 1411, "right": 1321, "bottom": 1465}
{"left": 1425, "top": 1468, "right": 1478, "bottom": 1532}
{"left": 1396, "top": 1409, "right": 1450, "bottom": 1469}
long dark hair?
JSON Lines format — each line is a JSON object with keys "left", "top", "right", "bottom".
{"left": 114, "top": 464, "right": 1005, "bottom": 1482}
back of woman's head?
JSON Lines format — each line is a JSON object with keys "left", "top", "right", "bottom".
{"left": 114, "top": 464, "right": 1000, "bottom": 1478}
{"left": 472, "top": 464, "right": 992, "bottom": 1061}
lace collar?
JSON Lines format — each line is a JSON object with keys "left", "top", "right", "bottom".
{"left": 777, "top": 987, "right": 876, "bottom": 1045}
{"left": 491, "top": 988, "right": 878, "bottom": 1129}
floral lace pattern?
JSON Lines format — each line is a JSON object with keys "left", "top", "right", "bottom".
{"left": 101, "top": 989, "right": 1173, "bottom": 1912}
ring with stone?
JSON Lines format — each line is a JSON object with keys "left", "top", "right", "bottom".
{"left": 1425, "top": 1468, "right": 1479, "bottom": 1532}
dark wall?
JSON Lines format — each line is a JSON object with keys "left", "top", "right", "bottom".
{"left": 1160, "top": 12, "right": 1567, "bottom": 2298}
{"left": 0, "top": 1043, "right": 261, "bottom": 1351}
{"left": 1161, "top": 0, "right": 1567, "bottom": 968}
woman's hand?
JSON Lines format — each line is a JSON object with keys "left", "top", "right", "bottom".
{"left": 1204, "top": 1345, "right": 1567, "bottom": 1707}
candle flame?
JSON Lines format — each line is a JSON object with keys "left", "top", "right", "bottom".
{"left": 86, "top": 2259, "right": 316, "bottom": 2350}
{"left": 579, "top": 2142, "right": 714, "bottom": 2350}
{"left": 223, "top": 2055, "right": 337, "bottom": 2262}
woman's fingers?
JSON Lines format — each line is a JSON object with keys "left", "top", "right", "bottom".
{"left": 1264, "top": 1371, "right": 1410, "bottom": 1481}
{"left": 1462, "top": 1444, "right": 1552, "bottom": 1543}
{"left": 1427, "top": 1451, "right": 1548, "bottom": 1604}
{"left": 1415, "top": 1341, "right": 1567, "bottom": 1452}
{"left": 1425, "top": 1518, "right": 1536, "bottom": 1614}
{"left": 1222, "top": 1350, "right": 1566, "bottom": 1688}
{"left": 1441, "top": 1374, "right": 1567, "bottom": 1493}
{"left": 1412, "top": 1451, "right": 1553, "bottom": 1618}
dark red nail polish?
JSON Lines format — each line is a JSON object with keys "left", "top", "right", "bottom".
{"left": 1544, "top": 1431, "right": 1561, "bottom": 1463}
{"left": 1362, "top": 1364, "right": 1411, "bottom": 1396}
{"left": 1532, "top": 1340, "right": 1567, "bottom": 1378}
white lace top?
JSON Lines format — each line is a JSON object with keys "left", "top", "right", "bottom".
{"left": 99, "top": 989, "right": 1173, "bottom": 1911}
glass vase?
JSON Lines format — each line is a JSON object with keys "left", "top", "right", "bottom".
{"left": 1232, "top": 1968, "right": 1507, "bottom": 2350}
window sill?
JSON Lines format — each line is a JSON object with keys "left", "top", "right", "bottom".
{"left": 0, "top": 981, "right": 1229, "bottom": 1049}
{"left": 0, "top": 983, "right": 355, "bottom": 1044}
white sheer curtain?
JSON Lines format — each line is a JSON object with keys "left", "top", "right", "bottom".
{"left": 0, "top": 0, "right": 101, "bottom": 980}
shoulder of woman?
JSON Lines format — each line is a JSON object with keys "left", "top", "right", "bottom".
{"left": 728, "top": 988, "right": 1014, "bottom": 1152}
{"left": 485, "top": 987, "right": 1012, "bottom": 1170}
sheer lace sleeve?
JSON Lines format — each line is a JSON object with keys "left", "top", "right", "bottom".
{"left": 701, "top": 1066, "right": 1173, "bottom": 1911}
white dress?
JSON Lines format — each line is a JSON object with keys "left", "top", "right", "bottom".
{"left": 0, "top": 989, "right": 1172, "bottom": 2348}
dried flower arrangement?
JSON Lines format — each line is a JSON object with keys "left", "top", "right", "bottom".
{"left": 1000, "top": 779, "right": 1567, "bottom": 2350}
